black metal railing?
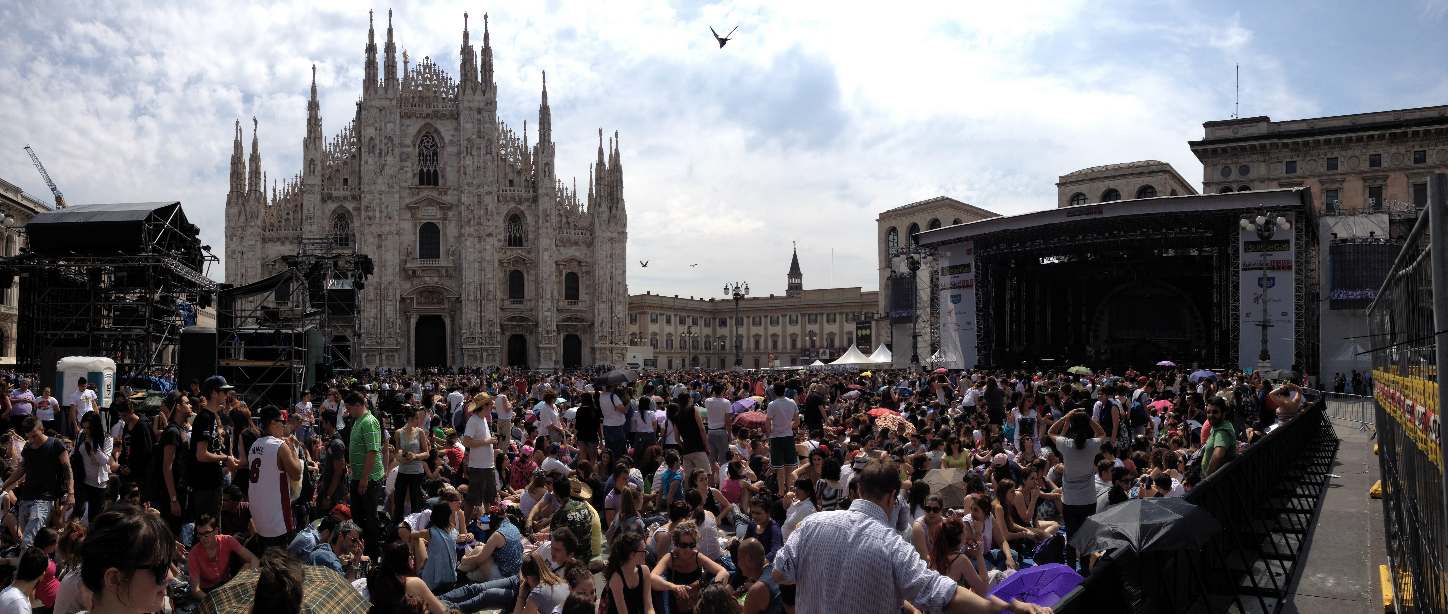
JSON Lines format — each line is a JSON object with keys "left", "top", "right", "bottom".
{"left": 1054, "top": 396, "right": 1338, "bottom": 613}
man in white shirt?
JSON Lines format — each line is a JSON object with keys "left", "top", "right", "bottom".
{"left": 65, "top": 377, "right": 97, "bottom": 439}
{"left": 535, "top": 390, "right": 566, "bottom": 445}
{"left": 447, "top": 385, "right": 466, "bottom": 425}
{"left": 461, "top": 394, "right": 498, "bottom": 512}
{"left": 600, "top": 386, "right": 629, "bottom": 460}
{"left": 493, "top": 392, "right": 515, "bottom": 449}
{"left": 703, "top": 383, "right": 733, "bottom": 467}
{"left": 0, "top": 546, "right": 47, "bottom": 614}
{"left": 764, "top": 383, "right": 800, "bottom": 495}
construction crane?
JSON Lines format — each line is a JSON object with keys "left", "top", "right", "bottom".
{"left": 23, "top": 145, "right": 65, "bottom": 209}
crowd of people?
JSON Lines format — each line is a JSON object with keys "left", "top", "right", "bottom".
{"left": 0, "top": 362, "right": 1309, "bottom": 613}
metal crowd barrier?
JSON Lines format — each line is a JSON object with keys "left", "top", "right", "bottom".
{"left": 1310, "top": 389, "right": 1375, "bottom": 434}
{"left": 1053, "top": 395, "right": 1339, "bottom": 614}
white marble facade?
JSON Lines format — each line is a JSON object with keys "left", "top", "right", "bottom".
{"left": 224, "top": 11, "right": 628, "bottom": 370}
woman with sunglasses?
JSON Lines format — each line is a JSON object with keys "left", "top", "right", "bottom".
{"left": 930, "top": 517, "right": 990, "bottom": 597}
{"left": 910, "top": 494, "right": 946, "bottom": 565}
{"left": 186, "top": 513, "right": 258, "bottom": 602}
{"left": 650, "top": 521, "right": 729, "bottom": 614}
{"left": 605, "top": 532, "right": 653, "bottom": 614}
{"left": 79, "top": 507, "right": 177, "bottom": 614}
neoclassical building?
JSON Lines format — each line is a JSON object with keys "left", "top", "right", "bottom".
{"left": 0, "top": 178, "right": 49, "bottom": 365}
{"left": 224, "top": 11, "right": 628, "bottom": 370}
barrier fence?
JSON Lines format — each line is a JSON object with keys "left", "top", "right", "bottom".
{"left": 1313, "top": 390, "right": 1375, "bottom": 433}
{"left": 1053, "top": 396, "right": 1338, "bottom": 613}
{"left": 1368, "top": 173, "right": 1448, "bottom": 613}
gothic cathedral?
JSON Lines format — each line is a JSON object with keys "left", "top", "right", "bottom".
{"left": 223, "top": 11, "right": 629, "bottom": 370}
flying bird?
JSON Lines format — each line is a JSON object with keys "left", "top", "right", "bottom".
{"left": 639, "top": 260, "right": 649, "bottom": 268}
{"left": 690, "top": 263, "right": 699, "bottom": 268}
{"left": 710, "top": 25, "right": 738, "bottom": 48}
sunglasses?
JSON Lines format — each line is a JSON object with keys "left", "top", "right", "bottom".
{"left": 675, "top": 541, "right": 698, "bottom": 549}
{"left": 923, "top": 506, "right": 942, "bottom": 513}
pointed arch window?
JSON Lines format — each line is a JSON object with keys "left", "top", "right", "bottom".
{"left": 564, "top": 272, "right": 580, "bottom": 301}
{"left": 417, "top": 133, "right": 440, "bottom": 186}
{"left": 331, "top": 209, "right": 354, "bottom": 248}
{"left": 506, "top": 213, "right": 527, "bottom": 247}
{"left": 907, "top": 223, "right": 921, "bottom": 246}
{"left": 418, "top": 222, "right": 440, "bottom": 259}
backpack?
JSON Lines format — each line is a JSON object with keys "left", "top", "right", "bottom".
{"left": 1129, "top": 400, "right": 1149, "bottom": 428}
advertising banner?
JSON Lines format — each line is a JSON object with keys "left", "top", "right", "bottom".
{"left": 1238, "top": 216, "right": 1297, "bottom": 371}
{"left": 939, "top": 241, "right": 978, "bottom": 369}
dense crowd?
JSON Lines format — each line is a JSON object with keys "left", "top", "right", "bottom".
{"left": 0, "top": 363, "right": 1309, "bottom": 613}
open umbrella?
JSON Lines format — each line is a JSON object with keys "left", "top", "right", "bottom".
{"left": 1187, "top": 369, "right": 1217, "bottom": 383}
{"left": 867, "top": 407, "right": 898, "bottom": 418}
{"left": 1069, "top": 497, "right": 1220, "bottom": 556}
{"left": 734, "top": 411, "right": 767, "bottom": 429}
{"left": 730, "top": 397, "right": 757, "bottom": 413}
{"left": 1068, "top": 366, "right": 1093, "bottom": 376}
{"left": 921, "top": 468, "right": 967, "bottom": 508}
{"left": 1155, "top": 360, "right": 1176, "bottom": 367}
{"left": 201, "top": 565, "right": 370, "bottom": 614}
{"left": 934, "top": 367, "right": 948, "bottom": 374}
{"left": 841, "top": 390, "right": 862, "bottom": 400}
{"left": 1148, "top": 399, "right": 1174, "bottom": 412}
{"left": 988, "top": 564, "right": 1083, "bottom": 608}
{"left": 876, "top": 412, "right": 915, "bottom": 435}
{"left": 594, "top": 368, "right": 638, "bottom": 387}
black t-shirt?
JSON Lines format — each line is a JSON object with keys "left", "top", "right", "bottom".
{"left": 18, "top": 437, "right": 66, "bottom": 501}
{"left": 151, "top": 424, "right": 188, "bottom": 503}
{"left": 119, "top": 418, "right": 154, "bottom": 481}
{"left": 190, "top": 410, "right": 228, "bottom": 489}
{"left": 673, "top": 406, "right": 706, "bottom": 455}
{"left": 803, "top": 394, "right": 826, "bottom": 430}
{"left": 575, "top": 403, "right": 602, "bottom": 442}
{"left": 319, "top": 434, "right": 348, "bottom": 504}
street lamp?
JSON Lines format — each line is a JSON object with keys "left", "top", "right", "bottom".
{"left": 1239, "top": 212, "right": 1291, "bottom": 368}
{"left": 724, "top": 281, "right": 749, "bottom": 367}
{"left": 893, "top": 243, "right": 933, "bottom": 367}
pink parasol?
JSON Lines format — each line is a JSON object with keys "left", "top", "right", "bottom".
{"left": 734, "top": 411, "right": 767, "bottom": 429}
{"left": 867, "top": 407, "right": 899, "bottom": 418}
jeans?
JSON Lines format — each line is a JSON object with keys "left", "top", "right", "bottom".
{"left": 441, "top": 575, "right": 520, "bottom": 613}
{"left": 18, "top": 499, "right": 53, "bottom": 546}
{"left": 603, "top": 425, "right": 629, "bottom": 460}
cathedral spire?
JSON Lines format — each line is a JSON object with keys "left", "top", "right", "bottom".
{"left": 229, "top": 118, "right": 245, "bottom": 197}
{"left": 307, "top": 64, "right": 321, "bottom": 142}
{"left": 480, "top": 13, "right": 493, "bottom": 93}
{"left": 787, "top": 242, "right": 803, "bottom": 296}
{"left": 537, "top": 71, "right": 551, "bottom": 144}
{"left": 459, "top": 12, "right": 477, "bottom": 93}
{"left": 364, "top": 10, "right": 379, "bottom": 97}
{"left": 247, "top": 117, "right": 262, "bottom": 196}
{"left": 383, "top": 9, "right": 397, "bottom": 92}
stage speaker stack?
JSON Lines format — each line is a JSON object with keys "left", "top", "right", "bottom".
{"left": 178, "top": 327, "right": 218, "bottom": 392}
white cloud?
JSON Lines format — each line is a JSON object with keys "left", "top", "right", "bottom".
{"left": 0, "top": 0, "right": 1336, "bottom": 301}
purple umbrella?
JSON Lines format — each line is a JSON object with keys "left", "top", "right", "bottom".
{"left": 731, "top": 398, "right": 757, "bottom": 413}
{"left": 987, "top": 564, "right": 1082, "bottom": 607}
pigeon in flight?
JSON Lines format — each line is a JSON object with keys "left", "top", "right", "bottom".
{"left": 690, "top": 263, "right": 699, "bottom": 268}
{"left": 639, "top": 260, "right": 650, "bottom": 268}
{"left": 710, "top": 26, "right": 738, "bottom": 48}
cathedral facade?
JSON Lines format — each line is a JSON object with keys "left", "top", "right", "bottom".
{"left": 224, "top": 11, "right": 629, "bottom": 370}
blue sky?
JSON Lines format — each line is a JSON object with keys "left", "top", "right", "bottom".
{"left": 1, "top": 0, "right": 1445, "bottom": 298}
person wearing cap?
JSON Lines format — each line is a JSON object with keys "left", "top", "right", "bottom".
{"left": 461, "top": 392, "right": 499, "bottom": 516}
{"left": 250, "top": 405, "right": 304, "bottom": 551}
{"left": 191, "top": 375, "right": 242, "bottom": 521}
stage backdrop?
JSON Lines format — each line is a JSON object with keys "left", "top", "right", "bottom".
{"left": 1238, "top": 214, "right": 1298, "bottom": 371}
{"left": 939, "top": 241, "right": 978, "bottom": 369}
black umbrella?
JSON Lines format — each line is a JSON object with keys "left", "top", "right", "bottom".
{"left": 1069, "top": 497, "right": 1219, "bottom": 555}
{"left": 595, "top": 368, "right": 638, "bottom": 387}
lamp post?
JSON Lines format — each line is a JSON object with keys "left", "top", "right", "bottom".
{"left": 724, "top": 281, "right": 749, "bottom": 367}
{"left": 895, "top": 243, "right": 933, "bottom": 367}
{"left": 1239, "top": 212, "right": 1292, "bottom": 368}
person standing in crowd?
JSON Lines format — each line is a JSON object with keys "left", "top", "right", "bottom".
{"left": 74, "top": 411, "right": 114, "bottom": 523}
{"left": 393, "top": 405, "right": 432, "bottom": 520}
{"left": 152, "top": 391, "right": 192, "bottom": 533}
{"left": 536, "top": 389, "right": 567, "bottom": 446}
{"left": 64, "top": 377, "right": 96, "bottom": 440}
{"left": 9, "top": 378, "right": 34, "bottom": 436}
{"left": 112, "top": 398, "right": 153, "bottom": 494}
{"left": 462, "top": 392, "right": 498, "bottom": 513}
{"left": 192, "top": 375, "right": 241, "bottom": 520}
{"left": 34, "top": 387, "right": 57, "bottom": 436}
{"left": 316, "top": 408, "right": 349, "bottom": 514}
{"left": 765, "top": 384, "right": 800, "bottom": 496}
{"left": 704, "top": 384, "right": 733, "bottom": 470}
{"left": 1, "top": 416, "right": 72, "bottom": 545}
{"left": 494, "top": 390, "right": 515, "bottom": 451}
{"left": 574, "top": 391, "right": 603, "bottom": 467}
{"left": 773, "top": 460, "right": 1050, "bottom": 614}
{"left": 346, "top": 390, "right": 384, "bottom": 558}
{"left": 1047, "top": 408, "right": 1105, "bottom": 569}
{"left": 671, "top": 393, "right": 711, "bottom": 479}
{"left": 250, "top": 406, "right": 303, "bottom": 551}
{"left": 601, "top": 385, "right": 630, "bottom": 463}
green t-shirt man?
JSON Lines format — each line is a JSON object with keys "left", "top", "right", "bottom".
{"left": 349, "top": 411, "right": 384, "bottom": 482}
{"left": 1201, "top": 422, "right": 1237, "bottom": 476}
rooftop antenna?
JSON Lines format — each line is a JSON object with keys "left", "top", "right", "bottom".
{"left": 1233, "top": 63, "right": 1239, "bottom": 119}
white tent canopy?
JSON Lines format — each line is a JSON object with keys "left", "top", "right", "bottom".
{"left": 868, "top": 344, "right": 893, "bottom": 364}
{"left": 830, "top": 345, "right": 874, "bottom": 366}
{"left": 807, "top": 360, "right": 827, "bottom": 368}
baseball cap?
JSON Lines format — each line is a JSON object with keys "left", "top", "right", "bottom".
{"left": 201, "top": 375, "right": 234, "bottom": 396}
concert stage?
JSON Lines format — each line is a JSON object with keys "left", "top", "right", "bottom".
{"left": 917, "top": 188, "right": 1316, "bottom": 372}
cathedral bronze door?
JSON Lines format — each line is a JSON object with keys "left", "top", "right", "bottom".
{"left": 507, "top": 334, "right": 529, "bottom": 369}
{"left": 562, "top": 334, "right": 582, "bottom": 369}
{"left": 415, "top": 315, "right": 447, "bottom": 369}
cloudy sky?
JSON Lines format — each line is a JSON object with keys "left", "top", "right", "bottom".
{"left": 3, "top": 0, "right": 1446, "bottom": 299}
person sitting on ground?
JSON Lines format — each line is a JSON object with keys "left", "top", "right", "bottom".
{"left": 0, "top": 546, "right": 49, "bottom": 614}
{"left": 366, "top": 539, "right": 449, "bottom": 614}
{"left": 251, "top": 547, "right": 306, "bottom": 614}
{"left": 456, "top": 506, "right": 524, "bottom": 583}
{"left": 80, "top": 506, "right": 179, "bottom": 614}
{"left": 651, "top": 520, "right": 731, "bottom": 614}
{"left": 414, "top": 501, "right": 459, "bottom": 592}
{"left": 548, "top": 475, "right": 603, "bottom": 563}
{"left": 304, "top": 519, "right": 362, "bottom": 577}
{"left": 187, "top": 513, "right": 259, "bottom": 601}
{"left": 604, "top": 532, "right": 654, "bottom": 614}
{"left": 509, "top": 551, "right": 571, "bottom": 614}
